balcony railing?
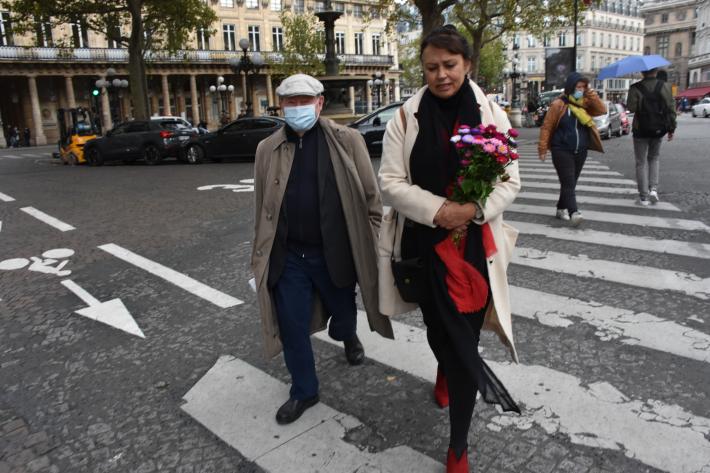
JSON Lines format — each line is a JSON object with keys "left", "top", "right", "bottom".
{"left": 0, "top": 46, "right": 394, "bottom": 67}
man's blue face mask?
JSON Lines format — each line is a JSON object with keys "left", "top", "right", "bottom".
{"left": 283, "top": 103, "right": 318, "bottom": 133}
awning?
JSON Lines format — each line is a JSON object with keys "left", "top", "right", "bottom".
{"left": 676, "top": 86, "right": 710, "bottom": 99}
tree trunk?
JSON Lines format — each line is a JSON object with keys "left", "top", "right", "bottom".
{"left": 415, "top": 0, "right": 445, "bottom": 39}
{"left": 127, "top": 0, "right": 149, "bottom": 120}
{"left": 469, "top": 29, "right": 484, "bottom": 82}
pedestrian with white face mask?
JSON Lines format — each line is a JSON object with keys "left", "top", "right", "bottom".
{"left": 251, "top": 73, "right": 394, "bottom": 425}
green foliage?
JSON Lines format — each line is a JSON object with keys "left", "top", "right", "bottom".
{"left": 273, "top": 10, "right": 325, "bottom": 77}
{"left": 399, "top": 36, "right": 424, "bottom": 91}
{"left": 476, "top": 37, "right": 506, "bottom": 89}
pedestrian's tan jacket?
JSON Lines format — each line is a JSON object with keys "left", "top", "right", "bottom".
{"left": 378, "top": 81, "right": 522, "bottom": 362}
{"left": 251, "top": 117, "right": 394, "bottom": 359}
{"left": 538, "top": 90, "right": 606, "bottom": 156}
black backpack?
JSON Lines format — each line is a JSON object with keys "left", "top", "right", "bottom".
{"left": 635, "top": 81, "right": 669, "bottom": 138}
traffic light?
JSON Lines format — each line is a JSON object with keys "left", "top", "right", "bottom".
{"left": 92, "top": 88, "right": 100, "bottom": 97}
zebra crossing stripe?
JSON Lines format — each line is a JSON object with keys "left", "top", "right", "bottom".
{"left": 521, "top": 173, "right": 637, "bottom": 186}
{"left": 21, "top": 154, "right": 40, "bottom": 158}
{"left": 181, "top": 355, "right": 442, "bottom": 472}
{"left": 1, "top": 155, "right": 22, "bottom": 159}
{"left": 520, "top": 163, "right": 611, "bottom": 170}
{"left": 508, "top": 220, "right": 709, "bottom": 259}
{"left": 510, "top": 285, "right": 710, "bottom": 363}
{"left": 508, "top": 203, "right": 709, "bottom": 231}
{"left": 316, "top": 314, "right": 710, "bottom": 473}
{"left": 516, "top": 191, "right": 681, "bottom": 211}
{"left": 513, "top": 247, "right": 710, "bottom": 300}
{"left": 523, "top": 181, "right": 638, "bottom": 195}
{"left": 521, "top": 168, "right": 622, "bottom": 176}
{"left": 0, "top": 192, "right": 15, "bottom": 202}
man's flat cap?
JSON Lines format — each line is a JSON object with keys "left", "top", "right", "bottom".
{"left": 276, "top": 74, "right": 324, "bottom": 97}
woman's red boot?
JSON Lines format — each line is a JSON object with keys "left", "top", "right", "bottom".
{"left": 434, "top": 367, "right": 449, "bottom": 408}
{"left": 446, "top": 448, "right": 469, "bottom": 473}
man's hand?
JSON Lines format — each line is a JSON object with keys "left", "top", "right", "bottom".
{"left": 668, "top": 132, "right": 674, "bottom": 142}
{"left": 434, "top": 201, "right": 477, "bottom": 230}
{"left": 539, "top": 151, "right": 547, "bottom": 161}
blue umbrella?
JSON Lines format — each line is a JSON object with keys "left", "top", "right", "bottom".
{"left": 596, "top": 55, "right": 671, "bottom": 80}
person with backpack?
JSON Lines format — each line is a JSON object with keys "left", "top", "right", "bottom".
{"left": 626, "top": 68, "right": 676, "bottom": 206}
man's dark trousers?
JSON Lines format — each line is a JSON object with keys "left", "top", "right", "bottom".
{"left": 273, "top": 250, "right": 357, "bottom": 401}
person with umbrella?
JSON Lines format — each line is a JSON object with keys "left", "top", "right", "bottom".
{"left": 626, "top": 67, "right": 676, "bottom": 206}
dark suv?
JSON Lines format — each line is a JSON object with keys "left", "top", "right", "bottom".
{"left": 348, "top": 102, "right": 403, "bottom": 158}
{"left": 83, "top": 119, "right": 195, "bottom": 166}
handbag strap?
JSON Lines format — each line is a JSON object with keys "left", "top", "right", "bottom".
{"left": 391, "top": 106, "right": 407, "bottom": 262}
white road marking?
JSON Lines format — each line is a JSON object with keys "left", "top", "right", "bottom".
{"left": 510, "top": 286, "right": 710, "bottom": 363}
{"left": 520, "top": 163, "right": 611, "bottom": 170}
{"left": 0, "top": 192, "right": 15, "bottom": 202}
{"left": 20, "top": 207, "right": 76, "bottom": 232}
{"left": 1, "top": 155, "right": 22, "bottom": 159}
{"left": 509, "top": 220, "right": 710, "bottom": 259}
{"left": 508, "top": 203, "right": 710, "bottom": 232}
{"left": 521, "top": 168, "right": 621, "bottom": 176}
{"left": 197, "top": 184, "right": 254, "bottom": 193}
{"left": 520, "top": 173, "right": 637, "bottom": 185}
{"left": 61, "top": 279, "right": 145, "bottom": 338}
{"left": 513, "top": 247, "right": 710, "bottom": 300}
{"left": 181, "top": 355, "right": 442, "bottom": 472}
{"left": 21, "top": 153, "right": 41, "bottom": 158}
{"left": 516, "top": 191, "right": 681, "bottom": 211}
{"left": 523, "top": 181, "right": 638, "bottom": 195}
{"left": 316, "top": 314, "right": 710, "bottom": 473}
{"left": 98, "top": 243, "right": 243, "bottom": 309}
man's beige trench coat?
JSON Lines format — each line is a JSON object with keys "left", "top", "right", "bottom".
{"left": 252, "top": 117, "right": 394, "bottom": 359}
{"left": 378, "top": 81, "right": 522, "bottom": 362}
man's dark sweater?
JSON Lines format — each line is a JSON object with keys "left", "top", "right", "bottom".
{"left": 284, "top": 124, "right": 322, "bottom": 255}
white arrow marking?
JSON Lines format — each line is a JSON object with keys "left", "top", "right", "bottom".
{"left": 61, "top": 279, "right": 145, "bottom": 338}
{"left": 197, "top": 184, "right": 253, "bottom": 193}
{"left": 0, "top": 192, "right": 15, "bottom": 202}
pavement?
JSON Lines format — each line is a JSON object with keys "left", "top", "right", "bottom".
{"left": 0, "top": 114, "right": 709, "bottom": 473}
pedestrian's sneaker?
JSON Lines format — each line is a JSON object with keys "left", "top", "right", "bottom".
{"left": 555, "top": 209, "right": 570, "bottom": 220}
{"left": 637, "top": 198, "right": 650, "bottom": 206}
{"left": 649, "top": 189, "right": 659, "bottom": 204}
{"left": 570, "top": 211, "right": 584, "bottom": 226}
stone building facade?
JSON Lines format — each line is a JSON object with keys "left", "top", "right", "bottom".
{"left": 0, "top": 0, "right": 401, "bottom": 146}
{"left": 688, "top": 0, "right": 710, "bottom": 89}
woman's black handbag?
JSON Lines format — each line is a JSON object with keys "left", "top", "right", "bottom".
{"left": 390, "top": 214, "right": 425, "bottom": 303}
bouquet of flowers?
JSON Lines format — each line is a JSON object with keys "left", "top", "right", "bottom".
{"left": 434, "top": 123, "right": 519, "bottom": 314}
{"left": 448, "top": 123, "right": 519, "bottom": 207}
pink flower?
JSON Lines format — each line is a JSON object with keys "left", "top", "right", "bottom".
{"left": 460, "top": 159, "right": 471, "bottom": 166}
{"left": 510, "top": 152, "right": 519, "bottom": 160}
{"left": 472, "top": 135, "right": 485, "bottom": 144}
{"left": 464, "top": 150, "right": 473, "bottom": 158}
{"left": 482, "top": 143, "right": 496, "bottom": 154}
{"left": 488, "top": 138, "right": 502, "bottom": 147}
{"left": 508, "top": 128, "right": 520, "bottom": 138}
{"left": 462, "top": 134, "right": 475, "bottom": 144}
{"left": 485, "top": 124, "right": 498, "bottom": 135}
{"left": 457, "top": 176, "right": 465, "bottom": 185}
{"left": 497, "top": 155, "right": 508, "bottom": 164}
{"left": 455, "top": 142, "right": 465, "bottom": 149}
{"left": 497, "top": 144, "right": 509, "bottom": 155}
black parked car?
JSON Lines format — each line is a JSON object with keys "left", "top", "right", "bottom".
{"left": 182, "top": 116, "right": 285, "bottom": 164}
{"left": 83, "top": 119, "right": 195, "bottom": 166}
{"left": 348, "top": 102, "right": 403, "bottom": 158}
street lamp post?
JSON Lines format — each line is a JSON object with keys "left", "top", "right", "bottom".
{"left": 367, "top": 72, "right": 385, "bottom": 110}
{"left": 229, "top": 38, "right": 265, "bottom": 117}
{"left": 209, "top": 76, "right": 235, "bottom": 125}
{"left": 505, "top": 43, "right": 523, "bottom": 128}
{"left": 95, "top": 67, "right": 129, "bottom": 126}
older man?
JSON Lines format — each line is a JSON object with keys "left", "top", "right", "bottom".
{"left": 251, "top": 74, "right": 394, "bottom": 424}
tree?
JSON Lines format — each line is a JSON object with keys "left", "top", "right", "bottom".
{"left": 399, "top": 35, "right": 424, "bottom": 91}
{"left": 3, "top": 0, "right": 217, "bottom": 120}
{"left": 273, "top": 10, "right": 325, "bottom": 78}
{"left": 476, "top": 37, "right": 507, "bottom": 90}
{"left": 453, "top": 0, "right": 584, "bottom": 81}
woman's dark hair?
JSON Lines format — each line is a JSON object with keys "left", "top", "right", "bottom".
{"left": 420, "top": 24, "right": 471, "bottom": 61}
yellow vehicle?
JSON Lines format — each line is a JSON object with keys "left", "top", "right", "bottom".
{"left": 52, "top": 108, "right": 98, "bottom": 165}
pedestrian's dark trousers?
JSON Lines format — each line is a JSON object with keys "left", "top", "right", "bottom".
{"left": 551, "top": 148, "right": 588, "bottom": 214}
{"left": 272, "top": 250, "right": 357, "bottom": 401}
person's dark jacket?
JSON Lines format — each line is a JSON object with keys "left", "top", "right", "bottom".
{"left": 626, "top": 77, "right": 677, "bottom": 136}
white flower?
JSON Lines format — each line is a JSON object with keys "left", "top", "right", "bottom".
{"left": 450, "top": 135, "right": 462, "bottom": 143}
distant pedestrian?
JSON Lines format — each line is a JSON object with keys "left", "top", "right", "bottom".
{"left": 251, "top": 73, "right": 393, "bottom": 425}
{"left": 9, "top": 126, "right": 19, "bottom": 148}
{"left": 538, "top": 72, "right": 607, "bottom": 225}
{"left": 23, "top": 127, "right": 30, "bottom": 147}
{"left": 626, "top": 68, "right": 676, "bottom": 206}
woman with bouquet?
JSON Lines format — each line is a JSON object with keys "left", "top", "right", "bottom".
{"left": 378, "top": 25, "right": 521, "bottom": 473}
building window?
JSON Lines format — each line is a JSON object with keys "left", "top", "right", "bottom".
{"left": 271, "top": 0, "right": 282, "bottom": 11}
{"left": 615, "top": 35, "right": 619, "bottom": 49}
{"left": 636, "top": 37, "right": 640, "bottom": 51}
{"left": 660, "top": 13, "right": 668, "bottom": 23}
{"left": 272, "top": 26, "right": 283, "bottom": 51}
{"left": 676, "top": 10, "right": 687, "bottom": 21}
{"left": 527, "top": 56, "right": 537, "bottom": 72}
{"left": 0, "top": 11, "right": 12, "bottom": 46}
{"left": 333, "top": 2, "right": 344, "bottom": 12}
{"left": 656, "top": 34, "right": 669, "bottom": 57}
{"left": 591, "top": 32, "right": 596, "bottom": 47}
{"left": 543, "top": 35, "right": 550, "bottom": 47}
{"left": 644, "top": 46, "right": 651, "bottom": 55}
{"left": 372, "top": 33, "right": 381, "bottom": 55}
{"left": 607, "top": 33, "right": 612, "bottom": 48}
{"left": 353, "top": 4, "right": 363, "bottom": 18}
{"left": 223, "top": 24, "right": 236, "bottom": 51}
{"left": 71, "top": 19, "right": 89, "bottom": 48}
{"left": 513, "top": 33, "right": 520, "bottom": 48}
{"left": 294, "top": 0, "right": 304, "bottom": 13}
{"left": 623, "top": 36, "right": 627, "bottom": 50}
{"left": 106, "top": 21, "right": 121, "bottom": 48}
{"left": 354, "top": 32, "right": 363, "bottom": 54}
{"left": 576, "top": 33, "right": 582, "bottom": 46}
{"left": 248, "top": 25, "right": 261, "bottom": 51}
{"left": 558, "top": 32, "right": 566, "bottom": 47}
{"left": 675, "top": 42, "right": 682, "bottom": 57}
{"left": 645, "top": 15, "right": 654, "bottom": 25}
{"left": 197, "top": 28, "right": 210, "bottom": 50}
{"left": 576, "top": 55, "right": 583, "bottom": 71}
{"left": 35, "top": 17, "right": 53, "bottom": 47}
{"left": 220, "top": 0, "right": 234, "bottom": 7}
{"left": 315, "top": 1, "right": 326, "bottom": 12}
{"left": 246, "top": 0, "right": 259, "bottom": 8}
{"left": 527, "top": 34, "right": 536, "bottom": 48}
{"left": 691, "top": 31, "right": 696, "bottom": 46}
{"left": 335, "top": 31, "right": 345, "bottom": 54}
{"left": 591, "top": 55, "right": 596, "bottom": 70}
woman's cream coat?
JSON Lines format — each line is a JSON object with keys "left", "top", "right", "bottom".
{"left": 377, "top": 81, "right": 521, "bottom": 362}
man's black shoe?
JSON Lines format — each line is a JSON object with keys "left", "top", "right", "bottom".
{"left": 344, "top": 335, "right": 365, "bottom": 366}
{"left": 275, "top": 396, "right": 319, "bottom": 425}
